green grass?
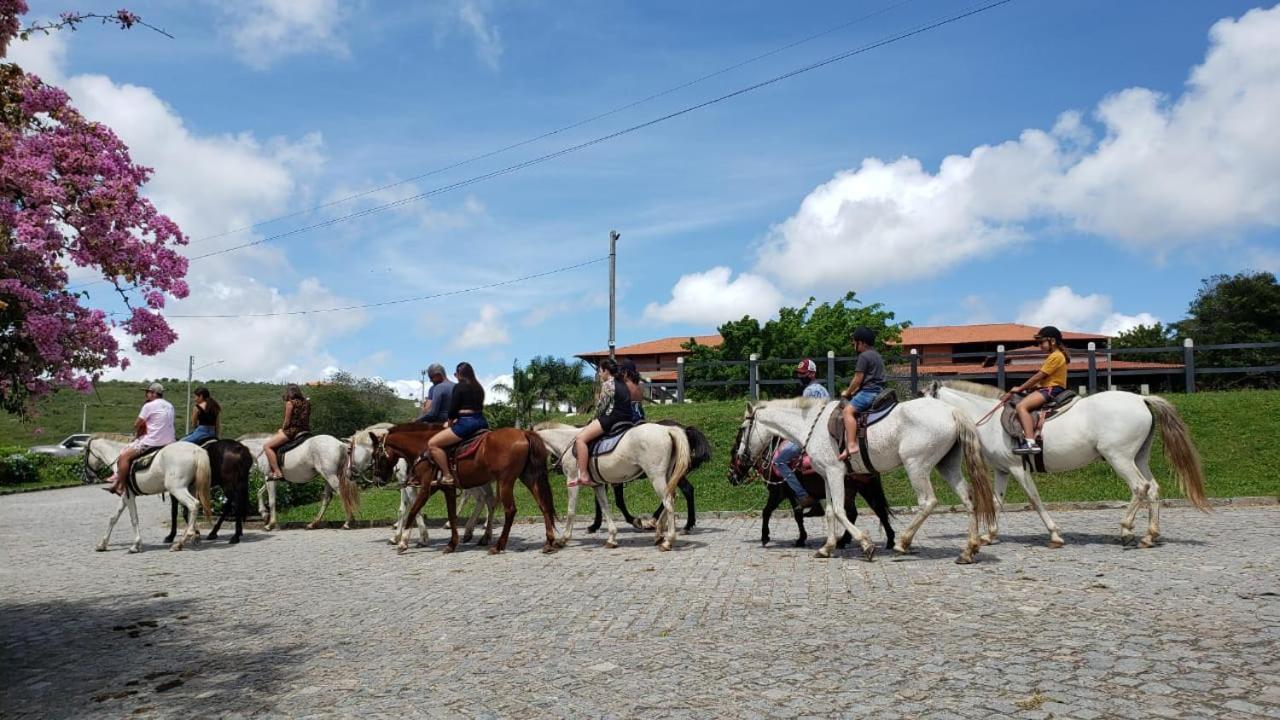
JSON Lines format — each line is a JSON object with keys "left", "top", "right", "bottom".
{"left": 0, "top": 477, "right": 84, "bottom": 495}
{"left": 0, "top": 380, "right": 417, "bottom": 445}
{"left": 281, "top": 389, "right": 1280, "bottom": 523}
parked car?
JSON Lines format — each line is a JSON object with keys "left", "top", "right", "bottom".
{"left": 27, "top": 433, "right": 92, "bottom": 459}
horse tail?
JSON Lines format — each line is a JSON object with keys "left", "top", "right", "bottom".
{"left": 193, "top": 447, "right": 214, "bottom": 524}
{"left": 952, "top": 407, "right": 996, "bottom": 528}
{"left": 337, "top": 442, "right": 361, "bottom": 517}
{"left": 663, "top": 425, "right": 692, "bottom": 500}
{"left": 1144, "top": 396, "right": 1210, "bottom": 512}
{"left": 522, "top": 431, "right": 556, "bottom": 520}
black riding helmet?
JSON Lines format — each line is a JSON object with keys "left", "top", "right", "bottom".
{"left": 1034, "top": 325, "right": 1063, "bottom": 342}
{"left": 851, "top": 327, "right": 876, "bottom": 346}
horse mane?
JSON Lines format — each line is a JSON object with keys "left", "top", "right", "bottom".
{"left": 942, "top": 380, "right": 1005, "bottom": 399}
{"left": 90, "top": 432, "right": 133, "bottom": 442}
{"left": 533, "top": 421, "right": 578, "bottom": 431}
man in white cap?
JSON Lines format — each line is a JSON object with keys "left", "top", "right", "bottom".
{"left": 414, "top": 363, "right": 455, "bottom": 425}
{"left": 772, "top": 359, "right": 830, "bottom": 511}
{"left": 106, "top": 382, "right": 176, "bottom": 495}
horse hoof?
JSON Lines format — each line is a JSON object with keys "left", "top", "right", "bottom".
{"left": 306, "top": 523, "right": 319, "bottom": 530}
{"left": 95, "top": 544, "right": 107, "bottom": 552}
{"left": 1119, "top": 534, "right": 1135, "bottom": 546}
{"left": 128, "top": 545, "right": 142, "bottom": 554}
{"left": 862, "top": 545, "right": 877, "bottom": 562}
{"left": 396, "top": 545, "right": 409, "bottom": 555}
{"left": 415, "top": 540, "right": 428, "bottom": 548}
{"left": 1139, "top": 537, "right": 1156, "bottom": 549}
{"left": 488, "top": 546, "right": 501, "bottom": 555}
{"left": 979, "top": 535, "right": 998, "bottom": 545}
{"left": 341, "top": 523, "right": 351, "bottom": 530}
{"left": 955, "top": 553, "right": 976, "bottom": 565}
{"left": 229, "top": 536, "right": 240, "bottom": 545}
{"left": 1047, "top": 538, "right": 1065, "bottom": 549}
{"left": 814, "top": 548, "right": 831, "bottom": 559}
{"left": 793, "top": 539, "right": 806, "bottom": 548}
{"left": 658, "top": 541, "right": 672, "bottom": 552}
{"left": 541, "top": 544, "right": 556, "bottom": 554}
{"left": 893, "top": 545, "right": 913, "bottom": 556}
{"left": 442, "top": 545, "right": 456, "bottom": 554}
{"left": 169, "top": 543, "right": 182, "bottom": 552}
{"left": 605, "top": 540, "right": 619, "bottom": 549}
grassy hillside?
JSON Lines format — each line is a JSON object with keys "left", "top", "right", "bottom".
{"left": 280, "top": 389, "right": 1280, "bottom": 523}
{"left": 0, "top": 380, "right": 419, "bottom": 445}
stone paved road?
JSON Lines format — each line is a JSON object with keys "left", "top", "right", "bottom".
{"left": 2, "top": 486, "right": 1278, "bottom": 719}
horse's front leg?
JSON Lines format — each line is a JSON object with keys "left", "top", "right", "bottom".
{"left": 442, "top": 487, "right": 460, "bottom": 554}
{"left": 1008, "top": 465, "right": 1064, "bottom": 548}
{"left": 595, "top": 485, "right": 619, "bottom": 548}
{"left": 555, "top": 482, "right": 580, "bottom": 548}
{"left": 760, "top": 485, "right": 784, "bottom": 546}
{"left": 97, "top": 494, "right": 131, "bottom": 552}
{"left": 126, "top": 495, "right": 144, "bottom": 554}
{"left": 818, "top": 469, "right": 874, "bottom": 561}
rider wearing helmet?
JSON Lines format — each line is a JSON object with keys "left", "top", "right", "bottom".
{"left": 773, "top": 359, "right": 830, "bottom": 510}
{"left": 1011, "top": 326, "right": 1071, "bottom": 454}
{"left": 838, "top": 327, "right": 886, "bottom": 462}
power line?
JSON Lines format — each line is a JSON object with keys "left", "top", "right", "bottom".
{"left": 166, "top": 256, "right": 608, "bottom": 318}
{"left": 191, "top": 0, "right": 1016, "bottom": 262}
{"left": 187, "top": 0, "right": 916, "bottom": 247}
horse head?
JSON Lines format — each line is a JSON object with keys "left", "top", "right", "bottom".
{"left": 727, "top": 403, "right": 765, "bottom": 486}
{"left": 923, "top": 379, "right": 942, "bottom": 398}
{"left": 367, "top": 433, "right": 396, "bottom": 486}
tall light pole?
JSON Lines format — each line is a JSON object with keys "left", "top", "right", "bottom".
{"left": 420, "top": 368, "right": 427, "bottom": 405}
{"left": 185, "top": 358, "right": 224, "bottom": 434}
{"left": 608, "top": 230, "right": 620, "bottom": 363}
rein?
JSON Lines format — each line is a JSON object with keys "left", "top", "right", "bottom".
{"left": 976, "top": 392, "right": 1012, "bottom": 427}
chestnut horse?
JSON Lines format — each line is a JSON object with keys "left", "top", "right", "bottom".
{"left": 369, "top": 424, "right": 558, "bottom": 554}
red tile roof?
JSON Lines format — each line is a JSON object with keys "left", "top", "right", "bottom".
{"left": 577, "top": 335, "right": 723, "bottom": 359}
{"left": 899, "top": 323, "right": 1108, "bottom": 346}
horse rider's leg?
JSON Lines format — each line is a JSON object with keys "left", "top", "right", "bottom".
{"left": 264, "top": 479, "right": 279, "bottom": 531}
{"left": 492, "top": 478, "right": 519, "bottom": 555}
{"left": 840, "top": 404, "right": 859, "bottom": 458}
{"left": 760, "top": 484, "right": 784, "bottom": 546}
{"left": 555, "top": 460, "right": 581, "bottom": 548}
{"left": 819, "top": 468, "right": 875, "bottom": 561}
{"left": 983, "top": 468, "right": 1012, "bottom": 544}
{"left": 165, "top": 496, "right": 179, "bottom": 545}
{"left": 1008, "top": 464, "right": 1064, "bottom": 548}
{"left": 1016, "top": 393, "right": 1045, "bottom": 440}
{"left": 895, "top": 458, "right": 940, "bottom": 555}
{"left": 427, "top": 429, "right": 458, "bottom": 485}
{"left": 1136, "top": 445, "right": 1162, "bottom": 546}
{"left": 442, "top": 486, "right": 461, "bottom": 553}
{"left": 595, "top": 484, "right": 619, "bottom": 548}
{"left": 1104, "top": 449, "right": 1152, "bottom": 546}
{"left": 97, "top": 493, "right": 131, "bottom": 551}
{"left": 309, "top": 483, "right": 334, "bottom": 530}
{"left": 263, "top": 430, "right": 287, "bottom": 478}
{"left": 168, "top": 485, "right": 202, "bottom": 551}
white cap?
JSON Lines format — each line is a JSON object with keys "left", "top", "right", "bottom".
{"left": 147, "top": 382, "right": 164, "bottom": 394}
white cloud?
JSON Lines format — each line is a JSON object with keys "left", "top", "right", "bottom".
{"left": 643, "top": 267, "right": 785, "bottom": 326}
{"left": 755, "top": 4, "right": 1280, "bottom": 291}
{"left": 453, "top": 304, "right": 509, "bottom": 349}
{"left": 223, "top": 0, "right": 350, "bottom": 69}
{"left": 482, "top": 373, "right": 512, "bottom": 403}
{"left": 456, "top": 0, "right": 503, "bottom": 71}
{"left": 1017, "top": 286, "right": 1158, "bottom": 337}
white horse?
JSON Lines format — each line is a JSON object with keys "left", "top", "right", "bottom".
{"left": 731, "top": 398, "right": 996, "bottom": 564}
{"left": 84, "top": 434, "right": 212, "bottom": 553}
{"left": 238, "top": 433, "right": 359, "bottom": 530}
{"left": 534, "top": 422, "right": 690, "bottom": 551}
{"left": 348, "top": 426, "right": 496, "bottom": 546}
{"left": 925, "top": 381, "right": 1210, "bottom": 548}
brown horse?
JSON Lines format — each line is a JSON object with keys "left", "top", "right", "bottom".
{"left": 369, "top": 424, "right": 558, "bottom": 554}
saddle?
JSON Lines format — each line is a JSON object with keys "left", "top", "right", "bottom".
{"left": 125, "top": 445, "right": 164, "bottom": 495}
{"left": 1000, "top": 390, "right": 1079, "bottom": 472}
{"left": 589, "top": 421, "right": 637, "bottom": 458}
{"left": 276, "top": 432, "right": 311, "bottom": 466}
{"left": 827, "top": 389, "right": 898, "bottom": 475}
{"left": 197, "top": 437, "right": 220, "bottom": 450}
{"left": 446, "top": 430, "right": 490, "bottom": 477}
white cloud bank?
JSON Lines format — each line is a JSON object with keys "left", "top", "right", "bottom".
{"left": 1017, "top": 286, "right": 1158, "bottom": 337}
{"left": 652, "top": 4, "right": 1280, "bottom": 322}
{"left": 642, "top": 267, "right": 785, "bottom": 326}
{"left": 453, "top": 304, "right": 509, "bottom": 349}
{"left": 223, "top": 0, "right": 350, "bottom": 69}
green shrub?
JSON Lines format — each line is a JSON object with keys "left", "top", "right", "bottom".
{"left": 0, "top": 453, "right": 39, "bottom": 485}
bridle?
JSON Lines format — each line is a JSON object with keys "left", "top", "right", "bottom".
{"left": 728, "top": 412, "right": 773, "bottom": 486}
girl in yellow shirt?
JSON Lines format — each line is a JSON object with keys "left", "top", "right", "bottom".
{"left": 1011, "top": 326, "right": 1070, "bottom": 455}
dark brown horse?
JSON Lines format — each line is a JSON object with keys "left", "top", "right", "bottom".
{"left": 166, "top": 439, "right": 253, "bottom": 545}
{"left": 370, "top": 424, "right": 557, "bottom": 554}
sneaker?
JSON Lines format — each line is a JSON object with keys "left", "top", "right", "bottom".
{"left": 1012, "top": 440, "right": 1033, "bottom": 455}
{"left": 1025, "top": 440, "right": 1041, "bottom": 454}
{"left": 795, "top": 495, "right": 817, "bottom": 511}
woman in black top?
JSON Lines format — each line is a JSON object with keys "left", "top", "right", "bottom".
{"left": 180, "top": 387, "right": 221, "bottom": 444}
{"left": 569, "top": 359, "right": 631, "bottom": 488}
{"left": 428, "top": 362, "right": 488, "bottom": 486}
{"left": 619, "top": 359, "right": 645, "bottom": 422}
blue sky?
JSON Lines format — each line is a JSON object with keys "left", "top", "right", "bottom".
{"left": 11, "top": 0, "right": 1280, "bottom": 396}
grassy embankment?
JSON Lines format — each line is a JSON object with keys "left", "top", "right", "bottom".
{"left": 282, "top": 390, "right": 1280, "bottom": 524}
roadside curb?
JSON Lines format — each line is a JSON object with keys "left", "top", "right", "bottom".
{"left": 0, "top": 482, "right": 85, "bottom": 496}
{"left": 261, "top": 495, "right": 1278, "bottom": 530}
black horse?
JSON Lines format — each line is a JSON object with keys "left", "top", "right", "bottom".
{"left": 165, "top": 439, "right": 252, "bottom": 545}
{"left": 587, "top": 420, "right": 711, "bottom": 534}
{"left": 729, "top": 439, "right": 896, "bottom": 550}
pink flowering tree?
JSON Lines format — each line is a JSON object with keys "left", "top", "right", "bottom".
{"left": 1, "top": 1, "right": 187, "bottom": 417}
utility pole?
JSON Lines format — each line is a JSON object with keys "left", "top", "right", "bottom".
{"left": 420, "top": 368, "right": 427, "bottom": 405}
{"left": 185, "top": 355, "right": 194, "bottom": 435}
{"left": 81, "top": 403, "right": 87, "bottom": 433}
{"left": 608, "top": 230, "right": 620, "bottom": 363}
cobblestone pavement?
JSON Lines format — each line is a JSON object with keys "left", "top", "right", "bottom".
{"left": 2, "top": 486, "right": 1278, "bottom": 719}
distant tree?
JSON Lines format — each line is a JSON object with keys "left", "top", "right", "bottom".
{"left": 1111, "top": 322, "right": 1179, "bottom": 364}
{"left": 309, "top": 372, "right": 408, "bottom": 438}
{"left": 1172, "top": 271, "right": 1280, "bottom": 388}
{"left": 493, "top": 356, "right": 592, "bottom": 427}
{"left": 684, "top": 292, "right": 907, "bottom": 399}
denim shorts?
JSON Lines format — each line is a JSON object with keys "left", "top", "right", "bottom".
{"left": 1037, "top": 386, "right": 1065, "bottom": 401}
{"left": 181, "top": 425, "right": 216, "bottom": 444}
{"left": 451, "top": 414, "right": 488, "bottom": 439}
{"left": 849, "top": 388, "right": 879, "bottom": 412}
